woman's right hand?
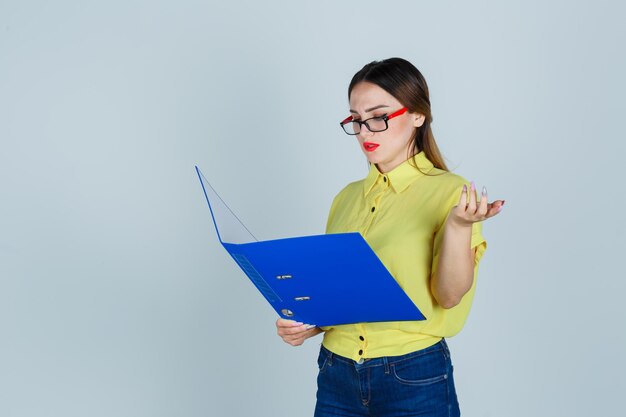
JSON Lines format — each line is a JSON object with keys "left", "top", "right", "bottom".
{"left": 276, "top": 318, "right": 323, "bottom": 346}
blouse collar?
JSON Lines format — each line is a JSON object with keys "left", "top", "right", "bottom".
{"left": 363, "top": 151, "right": 435, "bottom": 196}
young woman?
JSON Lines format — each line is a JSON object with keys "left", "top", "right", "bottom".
{"left": 276, "top": 57, "right": 504, "bottom": 417}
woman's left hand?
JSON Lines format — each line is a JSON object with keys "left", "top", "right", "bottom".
{"left": 448, "top": 181, "right": 505, "bottom": 227}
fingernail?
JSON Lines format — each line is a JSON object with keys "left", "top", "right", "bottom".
{"left": 463, "top": 184, "right": 467, "bottom": 192}
{"left": 502, "top": 200, "right": 506, "bottom": 206}
{"left": 305, "top": 324, "right": 317, "bottom": 329}
{"left": 470, "top": 181, "right": 475, "bottom": 190}
{"left": 497, "top": 205, "right": 504, "bottom": 212}
{"left": 482, "top": 186, "right": 487, "bottom": 196}
{"left": 293, "top": 322, "right": 304, "bottom": 326}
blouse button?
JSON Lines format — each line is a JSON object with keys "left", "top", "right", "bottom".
{"left": 383, "top": 177, "right": 387, "bottom": 182}
{"left": 359, "top": 336, "right": 365, "bottom": 341}
{"left": 358, "top": 349, "right": 363, "bottom": 355}
{"left": 371, "top": 207, "right": 375, "bottom": 212}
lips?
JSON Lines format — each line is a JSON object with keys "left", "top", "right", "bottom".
{"left": 363, "top": 142, "right": 379, "bottom": 152}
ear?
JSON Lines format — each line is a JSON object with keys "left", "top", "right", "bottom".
{"left": 413, "top": 113, "right": 426, "bottom": 128}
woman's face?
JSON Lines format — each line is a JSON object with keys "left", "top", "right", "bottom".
{"left": 348, "top": 81, "right": 425, "bottom": 173}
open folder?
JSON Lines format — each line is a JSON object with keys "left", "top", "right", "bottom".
{"left": 196, "top": 166, "right": 425, "bottom": 327}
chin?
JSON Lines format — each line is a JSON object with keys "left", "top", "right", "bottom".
{"left": 365, "top": 154, "right": 383, "bottom": 164}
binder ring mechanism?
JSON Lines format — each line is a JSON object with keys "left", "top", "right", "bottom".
{"left": 275, "top": 275, "right": 311, "bottom": 301}
{"left": 276, "top": 274, "right": 292, "bottom": 280}
{"left": 280, "top": 296, "right": 311, "bottom": 319}
{"left": 277, "top": 274, "right": 311, "bottom": 318}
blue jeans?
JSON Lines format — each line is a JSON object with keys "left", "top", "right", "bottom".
{"left": 314, "top": 339, "right": 460, "bottom": 417}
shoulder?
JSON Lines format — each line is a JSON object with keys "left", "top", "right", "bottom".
{"left": 331, "top": 178, "right": 364, "bottom": 203}
{"left": 427, "top": 167, "right": 469, "bottom": 188}
{"left": 421, "top": 168, "right": 470, "bottom": 203}
{"left": 325, "top": 178, "right": 364, "bottom": 229}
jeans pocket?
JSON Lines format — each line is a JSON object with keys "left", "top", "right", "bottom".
{"left": 317, "top": 347, "right": 329, "bottom": 374}
{"left": 390, "top": 349, "right": 448, "bottom": 386}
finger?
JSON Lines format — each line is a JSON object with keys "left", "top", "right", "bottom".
{"left": 284, "top": 327, "right": 320, "bottom": 345}
{"left": 477, "top": 186, "right": 489, "bottom": 217}
{"left": 458, "top": 184, "right": 468, "bottom": 211}
{"left": 277, "top": 321, "right": 305, "bottom": 337}
{"left": 467, "top": 181, "right": 477, "bottom": 213}
{"left": 286, "top": 337, "right": 305, "bottom": 346}
{"left": 279, "top": 327, "right": 304, "bottom": 337}
{"left": 287, "top": 323, "right": 316, "bottom": 333}
{"left": 280, "top": 324, "right": 312, "bottom": 336}
{"left": 485, "top": 200, "right": 505, "bottom": 218}
{"left": 280, "top": 330, "right": 304, "bottom": 341}
{"left": 276, "top": 319, "right": 303, "bottom": 328}
{"left": 283, "top": 331, "right": 306, "bottom": 345}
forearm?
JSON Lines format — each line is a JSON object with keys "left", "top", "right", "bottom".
{"left": 431, "top": 218, "right": 475, "bottom": 309}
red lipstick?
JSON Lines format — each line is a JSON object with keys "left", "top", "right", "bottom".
{"left": 363, "top": 142, "right": 379, "bottom": 152}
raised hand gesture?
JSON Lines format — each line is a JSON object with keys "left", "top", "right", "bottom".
{"left": 448, "top": 181, "right": 505, "bottom": 227}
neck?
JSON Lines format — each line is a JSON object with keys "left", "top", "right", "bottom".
{"left": 375, "top": 152, "right": 419, "bottom": 174}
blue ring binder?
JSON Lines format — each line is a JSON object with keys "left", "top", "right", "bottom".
{"left": 196, "top": 166, "right": 425, "bottom": 327}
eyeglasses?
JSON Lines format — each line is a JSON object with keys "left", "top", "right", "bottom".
{"left": 339, "top": 107, "right": 408, "bottom": 135}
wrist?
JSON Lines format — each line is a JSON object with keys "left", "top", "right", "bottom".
{"left": 446, "top": 215, "right": 473, "bottom": 230}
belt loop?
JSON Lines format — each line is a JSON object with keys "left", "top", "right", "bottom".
{"left": 441, "top": 338, "right": 450, "bottom": 359}
{"left": 383, "top": 356, "right": 390, "bottom": 374}
{"left": 327, "top": 350, "right": 334, "bottom": 366}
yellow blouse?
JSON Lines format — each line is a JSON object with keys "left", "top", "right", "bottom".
{"left": 320, "top": 151, "right": 487, "bottom": 362}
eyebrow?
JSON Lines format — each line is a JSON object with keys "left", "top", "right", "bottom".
{"left": 349, "top": 104, "right": 389, "bottom": 114}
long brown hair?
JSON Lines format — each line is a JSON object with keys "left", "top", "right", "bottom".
{"left": 348, "top": 57, "right": 448, "bottom": 173}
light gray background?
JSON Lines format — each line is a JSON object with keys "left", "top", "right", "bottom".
{"left": 1, "top": 1, "right": 624, "bottom": 416}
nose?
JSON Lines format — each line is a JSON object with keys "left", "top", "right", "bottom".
{"left": 358, "top": 122, "right": 375, "bottom": 138}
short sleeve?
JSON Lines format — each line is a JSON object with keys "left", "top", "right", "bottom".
{"left": 470, "top": 220, "right": 487, "bottom": 266}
